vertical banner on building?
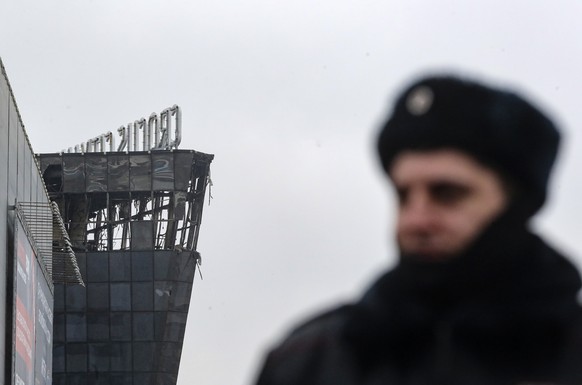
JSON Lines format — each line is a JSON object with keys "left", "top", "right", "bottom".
{"left": 13, "top": 218, "right": 53, "bottom": 385}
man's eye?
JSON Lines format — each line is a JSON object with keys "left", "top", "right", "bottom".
{"left": 430, "top": 183, "right": 469, "bottom": 204}
{"left": 396, "top": 188, "right": 408, "bottom": 205}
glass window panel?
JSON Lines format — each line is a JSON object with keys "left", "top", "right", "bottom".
{"left": 171, "top": 282, "right": 193, "bottom": 312}
{"left": 174, "top": 152, "right": 193, "bottom": 191}
{"left": 63, "top": 155, "right": 86, "bottom": 193}
{"left": 66, "top": 313, "right": 87, "bottom": 342}
{"left": 39, "top": 155, "right": 61, "bottom": 176}
{"left": 130, "top": 154, "right": 152, "bottom": 191}
{"left": 110, "top": 251, "right": 131, "bottom": 281}
{"left": 155, "top": 311, "right": 187, "bottom": 342}
{"left": 88, "top": 343, "right": 110, "bottom": 372}
{"left": 155, "top": 373, "right": 178, "bottom": 385}
{"left": 66, "top": 285, "right": 86, "bottom": 312}
{"left": 87, "top": 372, "right": 110, "bottom": 385}
{"left": 130, "top": 221, "right": 153, "bottom": 251}
{"left": 87, "top": 312, "right": 109, "bottom": 341}
{"left": 86, "top": 252, "right": 109, "bottom": 282}
{"left": 154, "top": 250, "right": 195, "bottom": 282}
{"left": 108, "top": 154, "right": 130, "bottom": 191}
{"left": 133, "top": 312, "right": 154, "bottom": 341}
{"left": 52, "top": 374, "right": 66, "bottom": 385}
{"left": 110, "top": 283, "right": 131, "bottom": 311}
{"left": 152, "top": 153, "right": 174, "bottom": 190}
{"left": 177, "top": 250, "right": 196, "bottom": 282}
{"left": 54, "top": 283, "right": 65, "bottom": 312}
{"left": 66, "top": 343, "right": 88, "bottom": 372}
{"left": 133, "top": 373, "right": 155, "bottom": 385}
{"left": 54, "top": 313, "right": 66, "bottom": 343}
{"left": 110, "top": 373, "right": 133, "bottom": 385}
{"left": 132, "top": 251, "right": 153, "bottom": 281}
{"left": 154, "top": 281, "right": 173, "bottom": 311}
{"left": 87, "top": 283, "right": 109, "bottom": 311}
{"left": 132, "top": 282, "right": 153, "bottom": 311}
{"left": 110, "top": 312, "right": 131, "bottom": 341}
{"left": 132, "top": 342, "right": 156, "bottom": 372}
{"left": 153, "top": 251, "right": 171, "bottom": 281}
{"left": 67, "top": 374, "right": 88, "bottom": 385}
{"left": 159, "top": 342, "right": 181, "bottom": 374}
{"left": 53, "top": 343, "right": 66, "bottom": 373}
{"left": 86, "top": 154, "right": 108, "bottom": 192}
{"left": 110, "top": 342, "right": 132, "bottom": 372}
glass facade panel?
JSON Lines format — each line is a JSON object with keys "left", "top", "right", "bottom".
{"left": 132, "top": 342, "right": 156, "bottom": 372}
{"left": 172, "top": 282, "right": 193, "bottom": 312}
{"left": 87, "top": 252, "right": 109, "bottom": 282}
{"left": 110, "top": 312, "right": 132, "bottom": 341}
{"left": 153, "top": 281, "right": 173, "bottom": 311}
{"left": 52, "top": 373, "right": 66, "bottom": 385}
{"left": 156, "top": 312, "right": 187, "bottom": 342}
{"left": 133, "top": 373, "right": 155, "bottom": 385}
{"left": 66, "top": 343, "right": 88, "bottom": 372}
{"left": 66, "top": 314, "right": 87, "bottom": 341}
{"left": 87, "top": 283, "right": 109, "bottom": 311}
{"left": 87, "top": 372, "right": 110, "bottom": 385}
{"left": 86, "top": 154, "right": 108, "bottom": 192}
{"left": 110, "top": 342, "right": 132, "bottom": 372}
{"left": 67, "top": 373, "right": 88, "bottom": 385}
{"left": 153, "top": 252, "right": 171, "bottom": 281}
{"left": 130, "top": 221, "right": 154, "bottom": 251}
{"left": 174, "top": 152, "right": 193, "bottom": 191}
{"left": 129, "top": 154, "right": 151, "bottom": 191}
{"left": 133, "top": 312, "right": 155, "bottom": 341}
{"left": 160, "top": 342, "right": 182, "bottom": 374}
{"left": 132, "top": 251, "right": 153, "bottom": 281}
{"left": 63, "top": 156, "right": 86, "bottom": 193}
{"left": 87, "top": 312, "right": 110, "bottom": 341}
{"left": 154, "top": 251, "right": 196, "bottom": 282}
{"left": 54, "top": 314, "right": 66, "bottom": 343}
{"left": 110, "top": 283, "right": 131, "bottom": 311}
{"left": 54, "top": 283, "right": 65, "bottom": 311}
{"left": 152, "top": 153, "right": 174, "bottom": 190}
{"left": 108, "top": 154, "right": 130, "bottom": 191}
{"left": 110, "top": 251, "right": 131, "bottom": 281}
{"left": 110, "top": 373, "right": 133, "bottom": 385}
{"left": 53, "top": 343, "right": 66, "bottom": 373}
{"left": 88, "top": 343, "right": 110, "bottom": 372}
{"left": 132, "top": 282, "right": 153, "bottom": 311}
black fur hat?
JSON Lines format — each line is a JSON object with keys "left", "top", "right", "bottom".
{"left": 377, "top": 75, "right": 560, "bottom": 216}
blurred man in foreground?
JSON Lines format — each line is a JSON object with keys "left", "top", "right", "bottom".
{"left": 255, "top": 75, "right": 582, "bottom": 384}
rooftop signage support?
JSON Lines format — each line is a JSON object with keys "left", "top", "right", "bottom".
{"left": 63, "top": 105, "right": 181, "bottom": 153}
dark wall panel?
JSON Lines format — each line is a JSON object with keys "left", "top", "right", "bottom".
{"left": 17, "top": 125, "right": 25, "bottom": 202}
{"left": 0, "top": 67, "right": 10, "bottom": 385}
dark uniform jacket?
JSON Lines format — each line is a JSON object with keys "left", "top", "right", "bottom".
{"left": 255, "top": 210, "right": 582, "bottom": 385}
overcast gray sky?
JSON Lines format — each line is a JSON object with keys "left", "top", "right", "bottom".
{"left": 2, "top": 1, "right": 582, "bottom": 384}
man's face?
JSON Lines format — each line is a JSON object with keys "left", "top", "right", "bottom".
{"left": 390, "top": 149, "right": 509, "bottom": 261}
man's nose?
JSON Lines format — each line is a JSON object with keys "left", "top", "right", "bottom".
{"left": 400, "top": 192, "right": 435, "bottom": 230}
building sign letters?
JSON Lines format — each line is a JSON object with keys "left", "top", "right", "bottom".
{"left": 65, "top": 105, "right": 182, "bottom": 153}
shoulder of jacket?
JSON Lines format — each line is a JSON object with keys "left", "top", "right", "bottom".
{"left": 269, "top": 304, "right": 354, "bottom": 358}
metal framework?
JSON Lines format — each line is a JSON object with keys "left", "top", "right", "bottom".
{"left": 15, "top": 201, "right": 83, "bottom": 286}
{"left": 37, "top": 150, "right": 213, "bottom": 253}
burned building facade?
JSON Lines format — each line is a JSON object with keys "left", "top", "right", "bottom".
{"left": 39, "top": 148, "right": 213, "bottom": 385}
